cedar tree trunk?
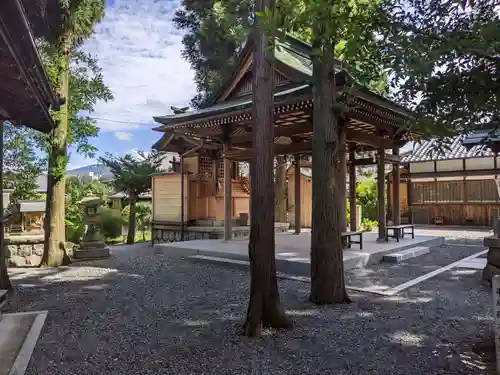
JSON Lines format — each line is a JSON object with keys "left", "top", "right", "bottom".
{"left": 275, "top": 155, "right": 287, "bottom": 222}
{"left": 42, "top": 31, "right": 72, "bottom": 267}
{"left": 309, "top": 33, "right": 350, "bottom": 305}
{"left": 243, "top": 0, "right": 292, "bottom": 337}
{"left": 127, "top": 194, "right": 137, "bottom": 244}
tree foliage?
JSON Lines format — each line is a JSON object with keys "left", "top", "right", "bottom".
{"left": 99, "top": 151, "right": 164, "bottom": 244}
{"left": 173, "top": 0, "right": 253, "bottom": 107}
{"left": 380, "top": 0, "right": 500, "bottom": 139}
{"left": 40, "top": 48, "right": 114, "bottom": 160}
{"left": 3, "top": 122, "right": 44, "bottom": 202}
{"left": 174, "top": 0, "right": 389, "bottom": 108}
{"left": 40, "top": 0, "right": 112, "bottom": 267}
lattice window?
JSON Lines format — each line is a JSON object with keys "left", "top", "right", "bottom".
{"left": 436, "top": 181, "right": 463, "bottom": 203}
{"left": 467, "top": 180, "right": 498, "bottom": 203}
{"left": 199, "top": 156, "right": 213, "bottom": 177}
{"left": 218, "top": 160, "right": 224, "bottom": 179}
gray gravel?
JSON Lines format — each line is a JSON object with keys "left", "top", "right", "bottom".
{"left": 4, "top": 243, "right": 496, "bottom": 375}
{"left": 345, "top": 244, "right": 486, "bottom": 289}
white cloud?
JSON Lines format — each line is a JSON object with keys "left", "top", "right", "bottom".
{"left": 114, "top": 131, "right": 133, "bottom": 141}
{"left": 84, "top": 1, "right": 197, "bottom": 132}
{"left": 126, "top": 148, "right": 176, "bottom": 171}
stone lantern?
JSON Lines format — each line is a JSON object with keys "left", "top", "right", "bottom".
{"left": 73, "top": 197, "right": 110, "bottom": 259}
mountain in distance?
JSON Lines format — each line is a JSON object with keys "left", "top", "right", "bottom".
{"left": 67, "top": 164, "right": 114, "bottom": 180}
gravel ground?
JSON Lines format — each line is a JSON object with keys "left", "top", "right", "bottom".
{"left": 4, "top": 243, "right": 496, "bottom": 375}
{"left": 415, "top": 227, "right": 491, "bottom": 245}
{"left": 345, "top": 245, "right": 486, "bottom": 290}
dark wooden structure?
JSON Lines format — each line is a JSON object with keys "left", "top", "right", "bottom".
{"left": 0, "top": 0, "right": 66, "bottom": 269}
{"left": 389, "top": 134, "right": 500, "bottom": 227}
{"left": 152, "top": 34, "right": 413, "bottom": 241}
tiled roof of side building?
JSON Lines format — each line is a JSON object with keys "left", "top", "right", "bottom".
{"left": 401, "top": 133, "right": 495, "bottom": 163}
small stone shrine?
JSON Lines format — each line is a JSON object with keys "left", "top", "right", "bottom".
{"left": 482, "top": 218, "right": 500, "bottom": 286}
{"left": 73, "top": 197, "right": 110, "bottom": 259}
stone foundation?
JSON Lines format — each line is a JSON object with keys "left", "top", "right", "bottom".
{"left": 4, "top": 235, "right": 75, "bottom": 267}
{"left": 152, "top": 222, "right": 290, "bottom": 245}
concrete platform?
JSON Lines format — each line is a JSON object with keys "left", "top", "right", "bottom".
{"left": 382, "top": 246, "right": 430, "bottom": 263}
{"left": 0, "top": 311, "right": 48, "bottom": 375}
{"left": 158, "top": 232, "right": 445, "bottom": 275}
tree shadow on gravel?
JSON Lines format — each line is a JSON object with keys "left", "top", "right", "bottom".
{"left": 1, "top": 244, "right": 496, "bottom": 375}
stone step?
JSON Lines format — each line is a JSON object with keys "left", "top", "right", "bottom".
{"left": 188, "top": 255, "right": 250, "bottom": 270}
{"left": 73, "top": 247, "right": 110, "bottom": 260}
{"left": 382, "top": 246, "right": 430, "bottom": 263}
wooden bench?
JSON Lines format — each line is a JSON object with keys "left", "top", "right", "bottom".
{"left": 342, "top": 231, "right": 363, "bottom": 249}
{"left": 385, "top": 224, "right": 415, "bottom": 242}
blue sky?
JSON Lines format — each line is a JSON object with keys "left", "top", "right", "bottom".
{"left": 69, "top": 0, "right": 196, "bottom": 169}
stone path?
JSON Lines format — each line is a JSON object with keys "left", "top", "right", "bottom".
{"left": 3, "top": 242, "right": 496, "bottom": 375}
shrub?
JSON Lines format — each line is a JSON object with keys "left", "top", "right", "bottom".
{"left": 356, "top": 177, "right": 378, "bottom": 221}
{"left": 100, "top": 208, "right": 125, "bottom": 239}
{"left": 360, "top": 218, "right": 378, "bottom": 232}
{"left": 65, "top": 218, "right": 85, "bottom": 244}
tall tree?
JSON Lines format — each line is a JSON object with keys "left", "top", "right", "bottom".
{"left": 40, "top": 1, "right": 113, "bottom": 267}
{"left": 99, "top": 151, "right": 164, "bottom": 244}
{"left": 260, "top": 0, "right": 386, "bottom": 304}
{"left": 244, "top": 5, "right": 292, "bottom": 337}
{"left": 3, "top": 122, "right": 45, "bottom": 202}
{"left": 380, "top": 0, "right": 499, "bottom": 138}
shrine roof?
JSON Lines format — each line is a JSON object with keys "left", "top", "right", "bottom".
{"left": 19, "top": 200, "right": 46, "bottom": 212}
{"left": 152, "top": 34, "right": 414, "bottom": 158}
{"left": 401, "top": 132, "right": 498, "bottom": 163}
{"left": 153, "top": 84, "right": 310, "bottom": 128}
{"left": 0, "top": 0, "right": 64, "bottom": 132}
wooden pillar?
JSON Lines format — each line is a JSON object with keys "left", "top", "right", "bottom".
{"left": 294, "top": 154, "right": 301, "bottom": 234}
{"left": 407, "top": 178, "right": 413, "bottom": 224}
{"left": 377, "top": 146, "right": 386, "bottom": 240}
{"left": 0, "top": 120, "right": 4, "bottom": 258}
{"left": 349, "top": 149, "right": 357, "bottom": 231}
{"left": 338, "top": 123, "right": 347, "bottom": 231}
{"left": 392, "top": 146, "right": 401, "bottom": 225}
{"left": 180, "top": 155, "right": 185, "bottom": 241}
{"left": 223, "top": 142, "right": 232, "bottom": 241}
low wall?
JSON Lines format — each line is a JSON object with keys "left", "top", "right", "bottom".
{"left": 152, "top": 222, "right": 290, "bottom": 245}
{"left": 5, "top": 235, "right": 44, "bottom": 267}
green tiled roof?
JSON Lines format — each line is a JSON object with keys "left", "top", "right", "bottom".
{"left": 152, "top": 33, "right": 410, "bottom": 136}
{"left": 153, "top": 84, "right": 311, "bottom": 127}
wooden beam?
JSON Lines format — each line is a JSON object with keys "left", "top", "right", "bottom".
{"left": 350, "top": 154, "right": 400, "bottom": 166}
{"left": 232, "top": 122, "right": 312, "bottom": 144}
{"left": 224, "top": 140, "right": 312, "bottom": 160}
{"left": 377, "top": 146, "right": 386, "bottom": 240}
{"left": 347, "top": 128, "right": 393, "bottom": 149}
{"left": 407, "top": 169, "right": 500, "bottom": 179}
{"left": 294, "top": 155, "right": 301, "bottom": 234}
{"left": 385, "top": 154, "right": 401, "bottom": 164}
{"left": 349, "top": 149, "right": 357, "bottom": 231}
{"left": 339, "top": 124, "right": 347, "bottom": 231}
{"left": 392, "top": 146, "right": 401, "bottom": 225}
{"left": 180, "top": 155, "right": 185, "bottom": 241}
{"left": 223, "top": 142, "right": 232, "bottom": 240}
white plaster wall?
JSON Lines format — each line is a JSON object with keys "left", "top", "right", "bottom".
{"left": 465, "top": 157, "right": 494, "bottom": 170}
{"left": 436, "top": 159, "right": 462, "bottom": 172}
{"left": 409, "top": 161, "right": 434, "bottom": 174}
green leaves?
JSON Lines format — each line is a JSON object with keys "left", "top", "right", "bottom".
{"left": 380, "top": 0, "right": 499, "bottom": 137}
{"left": 99, "top": 151, "right": 165, "bottom": 198}
{"left": 3, "top": 122, "right": 45, "bottom": 202}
